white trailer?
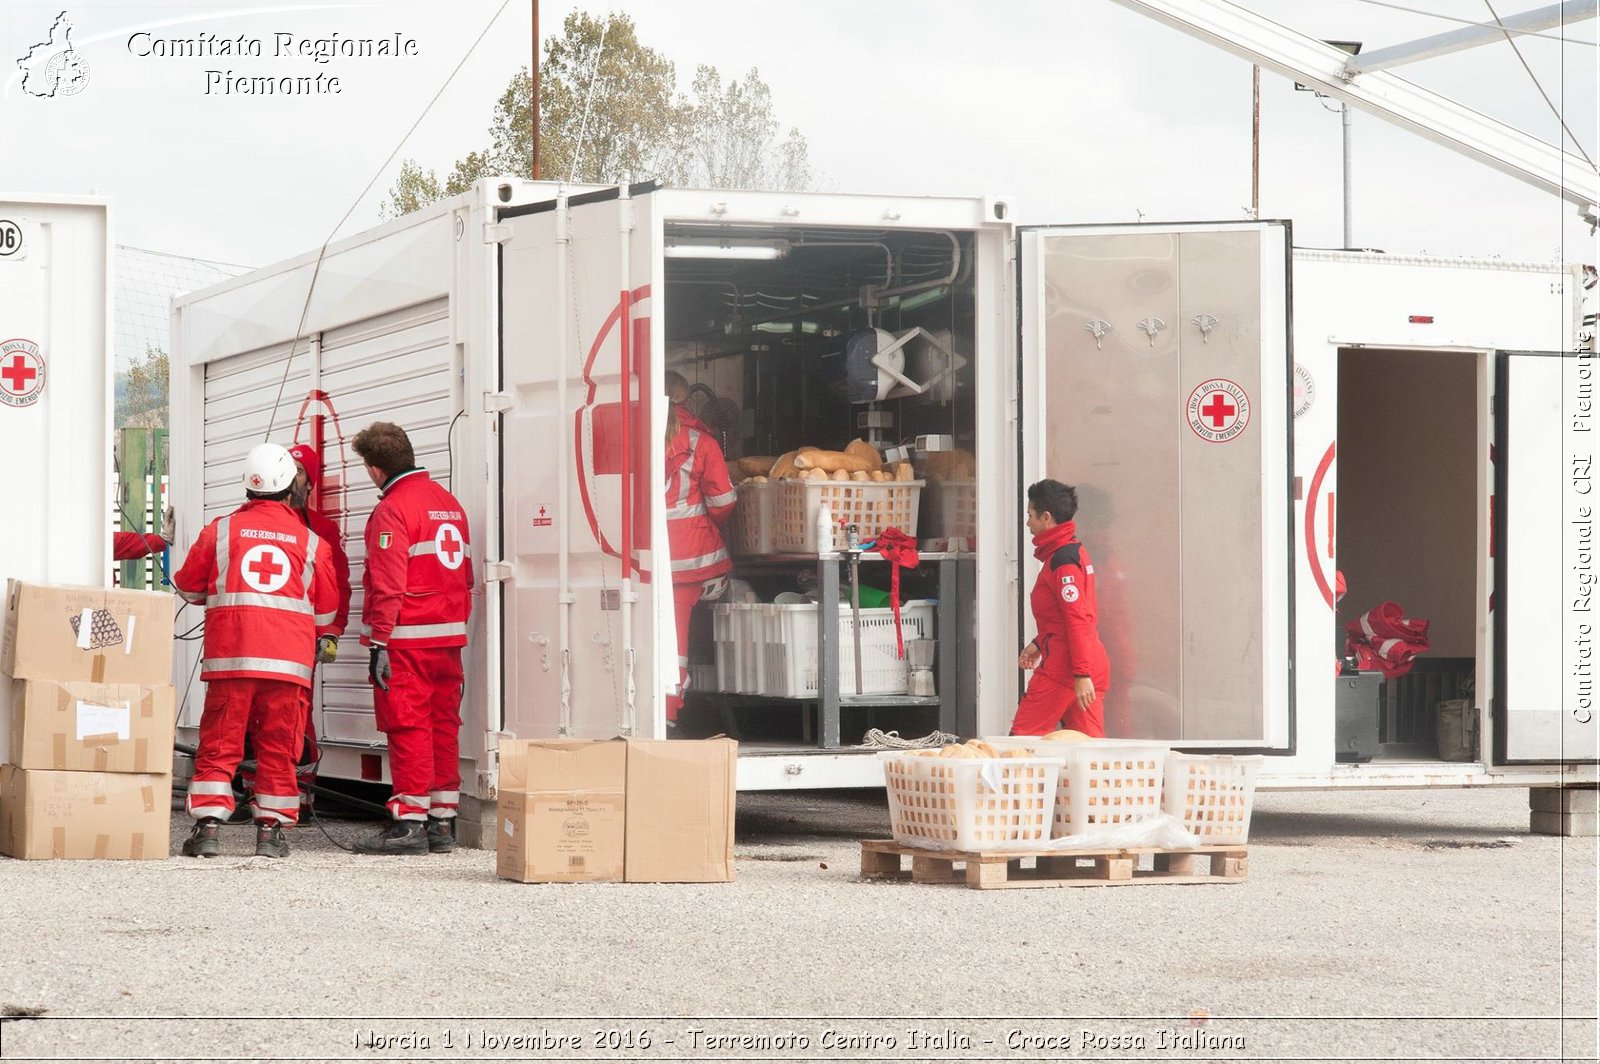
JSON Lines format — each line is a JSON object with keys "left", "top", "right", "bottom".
{"left": 169, "top": 181, "right": 1596, "bottom": 846}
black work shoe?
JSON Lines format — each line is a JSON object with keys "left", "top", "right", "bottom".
{"left": 426, "top": 818, "right": 456, "bottom": 854}
{"left": 181, "top": 818, "right": 222, "bottom": 858}
{"left": 352, "top": 819, "right": 428, "bottom": 855}
{"left": 254, "top": 822, "right": 289, "bottom": 859}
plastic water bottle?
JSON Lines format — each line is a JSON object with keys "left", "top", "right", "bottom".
{"left": 815, "top": 502, "right": 834, "bottom": 554}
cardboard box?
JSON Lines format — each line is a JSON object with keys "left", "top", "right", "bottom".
{"left": 625, "top": 738, "right": 737, "bottom": 883}
{"left": 2, "top": 581, "right": 174, "bottom": 685}
{"left": 0, "top": 765, "right": 171, "bottom": 860}
{"left": 10, "top": 681, "right": 174, "bottom": 773}
{"left": 495, "top": 739, "right": 626, "bottom": 883}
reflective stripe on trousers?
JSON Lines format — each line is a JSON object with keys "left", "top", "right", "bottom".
{"left": 388, "top": 793, "right": 430, "bottom": 822}
{"left": 204, "top": 657, "right": 314, "bottom": 683}
{"left": 252, "top": 792, "right": 301, "bottom": 826}
{"left": 429, "top": 790, "right": 460, "bottom": 818}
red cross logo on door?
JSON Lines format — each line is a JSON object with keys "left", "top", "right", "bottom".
{"left": 239, "top": 544, "right": 292, "bottom": 593}
{"left": 1186, "top": 378, "right": 1251, "bottom": 443}
{"left": 0, "top": 339, "right": 46, "bottom": 409}
{"left": 434, "top": 522, "right": 466, "bottom": 570}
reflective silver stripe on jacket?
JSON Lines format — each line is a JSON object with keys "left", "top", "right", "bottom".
{"left": 387, "top": 621, "right": 468, "bottom": 641}
{"left": 666, "top": 502, "right": 707, "bottom": 520}
{"left": 301, "top": 529, "right": 321, "bottom": 595}
{"left": 670, "top": 546, "right": 730, "bottom": 573}
{"left": 206, "top": 592, "right": 313, "bottom": 615}
{"left": 314, "top": 611, "right": 336, "bottom": 626}
{"left": 704, "top": 489, "right": 736, "bottom": 508}
{"left": 177, "top": 588, "right": 207, "bottom": 604}
{"left": 203, "top": 656, "right": 314, "bottom": 682}
{"left": 408, "top": 541, "right": 436, "bottom": 557}
{"left": 215, "top": 515, "right": 232, "bottom": 587}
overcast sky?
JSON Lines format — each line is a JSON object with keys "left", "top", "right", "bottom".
{"left": 3, "top": 0, "right": 1596, "bottom": 269}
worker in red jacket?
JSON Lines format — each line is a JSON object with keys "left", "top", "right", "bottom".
{"left": 350, "top": 421, "right": 474, "bottom": 855}
{"left": 1012, "top": 479, "right": 1112, "bottom": 737}
{"left": 172, "top": 443, "right": 340, "bottom": 859}
{"left": 285, "top": 443, "right": 352, "bottom": 806}
{"left": 113, "top": 505, "right": 175, "bottom": 560}
{"left": 664, "top": 395, "right": 735, "bottom": 727}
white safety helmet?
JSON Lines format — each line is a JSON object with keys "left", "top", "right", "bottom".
{"left": 242, "top": 443, "right": 297, "bottom": 495}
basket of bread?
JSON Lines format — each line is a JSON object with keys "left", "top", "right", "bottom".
{"left": 987, "top": 730, "right": 1170, "bottom": 839}
{"left": 727, "top": 440, "right": 922, "bottom": 555}
{"left": 881, "top": 739, "right": 1064, "bottom": 851}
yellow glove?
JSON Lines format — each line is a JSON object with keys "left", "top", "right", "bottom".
{"left": 316, "top": 635, "right": 338, "bottom": 664}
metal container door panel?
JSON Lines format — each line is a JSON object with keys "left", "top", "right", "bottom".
{"left": 1495, "top": 350, "right": 1598, "bottom": 763}
{"left": 1033, "top": 230, "right": 1183, "bottom": 738}
{"left": 499, "top": 188, "right": 663, "bottom": 741}
{"left": 1023, "top": 222, "right": 1292, "bottom": 746}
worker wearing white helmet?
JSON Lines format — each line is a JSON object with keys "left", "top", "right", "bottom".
{"left": 171, "top": 443, "right": 340, "bottom": 859}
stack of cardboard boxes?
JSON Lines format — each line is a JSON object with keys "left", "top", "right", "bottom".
{"left": 496, "top": 737, "right": 737, "bottom": 884}
{"left": 0, "top": 581, "right": 176, "bottom": 860}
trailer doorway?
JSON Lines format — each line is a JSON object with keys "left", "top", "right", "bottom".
{"left": 1336, "top": 347, "right": 1484, "bottom": 761}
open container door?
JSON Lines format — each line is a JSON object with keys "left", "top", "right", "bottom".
{"left": 1019, "top": 222, "right": 1293, "bottom": 748}
{"left": 497, "top": 183, "right": 669, "bottom": 741}
{"left": 1494, "top": 350, "right": 1600, "bottom": 764}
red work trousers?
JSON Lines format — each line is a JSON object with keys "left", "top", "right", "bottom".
{"left": 240, "top": 673, "right": 322, "bottom": 813}
{"left": 372, "top": 646, "right": 464, "bottom": 821}
{"left": 187, "top": 678, "right": 309, "bottom": 825}
{"left": 1010, "top": 670, "right": 1107, "bottom": 738}
{"left": 667, "top": 581, "right": 706, "bottom": 723}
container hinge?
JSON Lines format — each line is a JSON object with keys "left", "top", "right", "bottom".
{"left": 483, "top": 561, "right": 513, "bottom": 583}
{"left": 1007, "top": 397, "right": 1019, "bottom": 424}
{"left": 483, "top": 223, "right": 513, "bottom": 245}
{"left": 483, "top": 390, "right": 513, "bottom": 413}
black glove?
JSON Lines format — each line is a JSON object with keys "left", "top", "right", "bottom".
{"left": 316, "top": 635, "right": 338, "bottom": 664}
{"left": 368, "top": 644, "right": 391, "bottom": 691}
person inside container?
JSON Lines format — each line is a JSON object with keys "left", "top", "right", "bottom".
{"left": 663, "top": 373, "right": 736, "bottom": 731}
{"left": 1011, "top": 479, "right": 1112, "bottom": 738}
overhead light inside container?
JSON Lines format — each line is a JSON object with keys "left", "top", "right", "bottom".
{"left": 664, "top": 238, "right": 791, "bottom": 261}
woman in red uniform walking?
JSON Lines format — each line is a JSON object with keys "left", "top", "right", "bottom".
{"left": 1011, "top": 479, "right": 1112, "bottom": 737}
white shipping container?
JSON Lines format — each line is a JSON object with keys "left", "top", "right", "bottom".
{"left": 169, "top": 180, "right": 1597, "bottom": 841}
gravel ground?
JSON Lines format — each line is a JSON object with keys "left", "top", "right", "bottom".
{"left": 0, "top": 787, "right": 1594, "bottom": 1063}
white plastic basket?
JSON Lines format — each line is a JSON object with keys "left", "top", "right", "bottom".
{"left": 760, "top": 601, "right": 934, "bottom": 697}
{"left": 727, "top": 481, "right": 777, "bottom": 556}
{"left": 988, "top": 738, "right": 1169, "bottom": 838}
{"left": 1162, "top": 754, "right": 1263, "bottom": 845}
{"left": 882, "top": 752, "right": 1063, "bottom": 851}
{"left": 711, "top": 603, "right": 765, "bottom": 694}
{"left": 773, "top": 479, "right": 923, "bottom": 554}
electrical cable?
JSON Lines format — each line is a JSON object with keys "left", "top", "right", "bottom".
{"left": 445, "top": 409, "right": 466, "bottom": 492}
{"left": 1483, "top": 0, "right": 1599, "bottom": 169}
{"left": 568, "top": 15, "right": 613, "bottom": 182}
{"left": 262, "top": 0, "right": 518, "bottom": 443}
{"left": 1344, "top": 0, "right": 1597, "bottom": 45}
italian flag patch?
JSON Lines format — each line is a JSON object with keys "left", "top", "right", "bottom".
{"left": 377, "top": 532, "right": 392, "bottom": 549}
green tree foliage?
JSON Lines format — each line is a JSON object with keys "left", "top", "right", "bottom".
{"left": 117, "top": 345, "right": 168, "bottom": 428}
{"left": 382, "top": 12, "right": 810, "bottom": 218}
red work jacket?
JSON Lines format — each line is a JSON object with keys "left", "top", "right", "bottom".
{"left": 360, "top": 469, "right": 473, "bottom": 649}
{"left": 298, "top": 504, "right": 351, "bottom": 637}
{"left": 172, "top": 499, "right": 340, "bottom": 688}
{"left": 665, "top": 422, "right": 734, "bottom": 585}
{"left": 1028, "top": 521, "right": 1111, "bottom": 688}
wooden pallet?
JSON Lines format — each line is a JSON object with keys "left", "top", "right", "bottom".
{"left": 859, "top": 839, "right": 1248, "bottom": 890}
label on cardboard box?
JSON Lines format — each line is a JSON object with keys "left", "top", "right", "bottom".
{"left": 10, "top": 680, "right": 175, "bottom": 774}
{"left": 76, "top": 701, "right": 131, "bottom": 741}
{"left": 3, "top": 580, "right": 174, "bottom": 685}
{"left": 0, "top": 765, "right": 171, "bottom": 860}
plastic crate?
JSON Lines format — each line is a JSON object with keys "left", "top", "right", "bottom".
{"left": 882, "top": 752, "right": 1064, "bottom": 851}
{"left": 759, "top": 601, "right": 934, "bottom": 697}
{"left": 712, "top": 603, "right": 764, "bottom": 694}
{"left": 772, "top": 479, "right": 923, "bottom": 554}
{"left": 727, "top": 481, "right": 777, "bottom": 556}
{"left": 1162, "top": 754, "right": 1263, "bottom": 845}
{"left": 1056, "top": 742, "right": 1168, "bottom": 838}
{"left": 919, "top": 479, "right": 976, "bottom": 546}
